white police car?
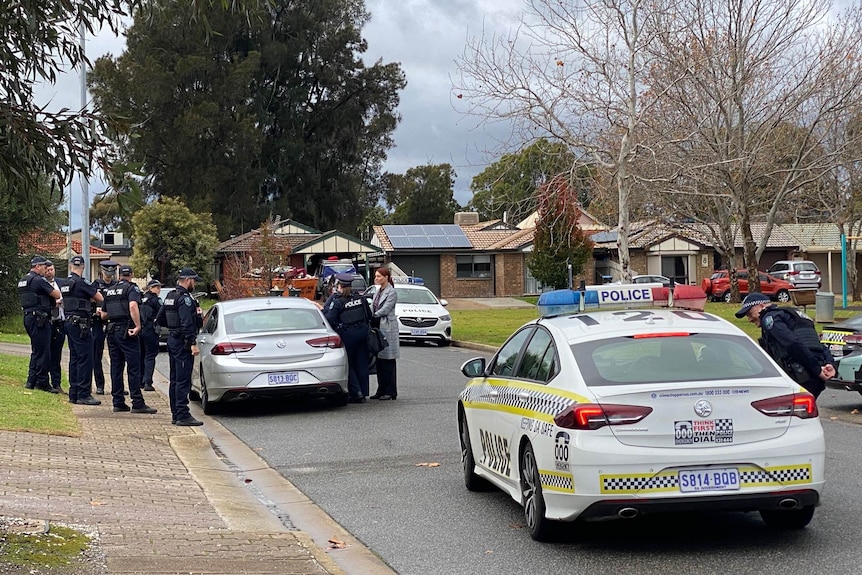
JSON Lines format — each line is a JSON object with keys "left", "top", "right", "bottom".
{"left": 458, "top": 283, "right": 825, "bottom": 541}
{"left": 365, "top": 282, "right": 452, "bottom": 346}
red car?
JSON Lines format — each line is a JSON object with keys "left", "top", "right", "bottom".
{"left": 701, "top": 270, "right": 793, "bottom": 303}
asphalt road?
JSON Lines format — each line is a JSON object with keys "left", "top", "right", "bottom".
{"left": 162, "top": 345, "right": 862, "bottom": 575}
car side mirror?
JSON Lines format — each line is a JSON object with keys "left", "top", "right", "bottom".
{"left": 461, "top": 357, "right": 486, "bottom": 378}
{"left": 440, "top": 298, "right": 448, "bottom": 307}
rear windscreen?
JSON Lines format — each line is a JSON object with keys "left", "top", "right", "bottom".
{"left": 572, "top": 333, "right": 780, "bottom": 386}
{"left": 224, "top": 308, "right": 324, "bottom": 334}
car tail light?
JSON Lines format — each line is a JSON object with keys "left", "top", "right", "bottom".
{"left": 843, "top": 334, "right": 862, "bottom": 345}
{"left": 751, "top": 394, "right": 818, "bottom": 419}
{"left": 211, "top": 342, "right": 256, "bottom": 355}
{"left": 787, "top": 270, "right": 800, "bottom": 275}
{"left": 306, "top": 335, "right": 343, "bottom": 348}
{"left": 554, "top": 404, "right": 653, "bottom": 430}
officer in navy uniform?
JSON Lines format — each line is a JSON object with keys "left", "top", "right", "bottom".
{"left": 139, "top": 280, "right": 162, "bottom": 392}
{"left": 44, "top": 262, "right": 67, "bottom": 392}
{"left": 19, "top": 255, "right": 62, "bottom": 393}
{"left": 62, "top": 255, "right": 103, "bottom": 405}
{"left": 101, "top": 265, "right": 157, "bottom": 414}
{"left": 158, "top": 268, "right": 204, "bottom": 426}
{"left": 91, "top": 260, "right": 118, "bottom": 395}
{"left": 736, "top": 292, "right": 837, "bottom": 398}
{"left": 323, "top": 273, "right": 372, "bottom": 403}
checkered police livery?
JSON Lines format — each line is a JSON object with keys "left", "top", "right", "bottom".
{"left": 457, "top": 283, "right": 826, "bottom": 541}
{"left": 601, "top": 464, "right": 813, "bottom": 494}
{"left": 460, "top": 380, "right": 581, "bottom": 419}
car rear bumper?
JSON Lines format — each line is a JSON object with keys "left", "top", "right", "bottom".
{"left": 215, "top": 381, "right": 348, "bottom": 403}
{"left": 576, "top": 489, "right": 820, "bottom": 521}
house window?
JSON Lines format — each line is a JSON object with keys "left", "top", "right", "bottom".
{"left": 457, "top": 255, "right": 492, "bottom": 278}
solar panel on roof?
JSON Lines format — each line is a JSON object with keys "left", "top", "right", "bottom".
{"left": 383, "top": 224, "right": 472, "bottom": 249}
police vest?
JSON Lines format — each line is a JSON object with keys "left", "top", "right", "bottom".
{"left": 339, "top": 295, "right": 369, "bottom": 327}
{"left": 159, "top": 292, "right": 182, "bottom": 329}
{"left": 61, "top": 275, "right": 93, "bottom": 316}
{"left": 18, "top": 272, "right": 53, "bottom": 312}
{"left": 140, "top": 294, "right": 160, "bottom": 325}
{"left": 103, "top": 282, "right": 133, "bottom": 321}
{"left": 779, "top": 308, "right": 823, "bottom": 353}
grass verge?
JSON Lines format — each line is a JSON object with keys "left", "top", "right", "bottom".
{"left": 0, "top": 354, "right": 79, "bottom": 436}
{"left": 0, "top": 522, "right": 93, "bottom": 570}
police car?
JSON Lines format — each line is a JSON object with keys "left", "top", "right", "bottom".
{"left": 457, "top": 283, "right": 825, "bottom": 541}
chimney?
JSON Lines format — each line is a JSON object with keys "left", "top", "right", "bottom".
{"left": 454, "top": 211, "right": 480, "bottom": 225}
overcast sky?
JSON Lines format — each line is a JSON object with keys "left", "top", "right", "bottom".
{"left": 36, "top": 0, "right": 525, "bottom": 232}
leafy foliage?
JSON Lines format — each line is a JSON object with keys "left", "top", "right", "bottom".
{"left": 468, "top": 139, "right": 584, "bottom": 224}
{"left": 88, "top": 0, "right": 405, "bottom": 238}
{"left": 383, "top": 164, "right": 462, "bottom": 224}
{"left": 528, "top": 177, "right": 594, "bottom": 290}
{"left": 129, "top": 197, "right": 218, "bottom": 284}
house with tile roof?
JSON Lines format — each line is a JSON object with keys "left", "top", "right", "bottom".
{"left": 215, "top": 219, "right": 378, "bottom": 295}
{"left": 19, "top": 230, "right": 113, "bottom": 280}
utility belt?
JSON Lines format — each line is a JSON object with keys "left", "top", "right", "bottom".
{"left": 66, "top": 315, "right": 92, "bottom": 328}
{"left": 340, "top": 320, "right": 367, "bottom": 331}
{"left": 107, "top": 320, "right": 130, "bottom": 332}
{"left": 169, "top": 330, "right": 184, "bottom": 338}
{"left": 24, "top": 309, "right": 50, "bottom": 326}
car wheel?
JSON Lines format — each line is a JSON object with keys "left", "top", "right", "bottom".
{"left": 201, "top": 374, "right": 221, "bottom": 415}
{"left": 520, "top": 442, "right": 555, "bottom": 542}
{"left": 459, "top": 409, "right": 490, "bottom": 491}
{"left": 439, "top": 338, "right": 451, "bottom": 347}
{"left": 722, "top": 291, "right": 732, "bottom": 303}
{"left": 776, "top": 289, "right": 790, "bottom": 303}
{"left": 759, "top": 505, "right": 815, "bottom": 529}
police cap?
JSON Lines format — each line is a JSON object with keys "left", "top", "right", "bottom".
{"left": 99, "top": 259, "right": 118, "bottom": 269}
{"left": 69, "top": 255, "right": 85, "bottom": 266}
{"left": 335, "top": 272, "right": 355, "bottom": 286}
{"left": 734, "top": 292, "right": 772, "bottom": 318}
{"left": 146, "top": 279, "right": 162, "bottom": 289}
{"left": 118, "top": 265, "right": 133, "bottom": 277}
{"left": 30, "top": 255, "right": 50, "bottom": 267}
{"left": 178, "top": 267, "right": 203, "bottom": 282}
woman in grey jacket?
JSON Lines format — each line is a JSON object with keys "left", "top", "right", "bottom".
{"left": 370, "top": 266, "right": 400, "bottom": 400}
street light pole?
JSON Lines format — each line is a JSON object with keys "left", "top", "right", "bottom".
{"left": 79, "top": 20, "right": 91, "bottom": 278}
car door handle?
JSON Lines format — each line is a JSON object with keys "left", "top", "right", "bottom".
{"left": 489, "top": 389, "right": 499, "bottom": 397}
{"left": 198, "top": 337, "right": 207, "bottom": 344}
{"left": 518, "top": 391, "right": 531, "bottom": 401}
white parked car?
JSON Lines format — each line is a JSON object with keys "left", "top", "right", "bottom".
{"left": 457, "top": 283, "right": 825, "bottom": 541}
{"left": 193, "top": 297, "right": 349, "bottom": 414}
{"left": 365, "top": 283, "right": 452, "bottom": 346}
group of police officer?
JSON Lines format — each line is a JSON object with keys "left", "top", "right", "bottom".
{"left": 18, "top": 255, "right": 206, "bottom": 426}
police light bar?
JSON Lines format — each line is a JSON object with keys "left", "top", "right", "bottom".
{"left": 537, "top": 283, "right": 707, "bottom": 317}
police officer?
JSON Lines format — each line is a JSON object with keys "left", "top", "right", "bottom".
{"left": 19, "top": 255, "right": 62, "bottom": 393}
{"left": 139, "top": 280, "right": 162, "bottom": 392}
{"left": 62, "top": 255, "right": 103, "bottom": 405}
{"left": 158, "top": 268, "right": 203, "bottom": 426}
{"left": 323, "top": 273, "right": 371, "bottom": 403}
{"left": 101, "top": 265, "right": 157, "bottom": 414}
{"left": 736, "top": 292, "right": 837, "bottom": 398}
{"left": 92, "top": 260, "right": 118, "bottom": 395}
{"left": 44, "top": 262, "right": 67, "bottom": 392}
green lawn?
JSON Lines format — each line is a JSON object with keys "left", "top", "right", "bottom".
{"left": 0, "top": 354, "right": 79, "bottom": 436}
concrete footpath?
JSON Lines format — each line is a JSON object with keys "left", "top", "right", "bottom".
{"left": 0, "top": 342, "right": 395, "bottom": 575}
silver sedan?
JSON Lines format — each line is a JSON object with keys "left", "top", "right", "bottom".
{"left": 192, "top": 297, "right": 349, "bottom": 414}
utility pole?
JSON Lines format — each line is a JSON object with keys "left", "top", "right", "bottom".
{"left": 79, "top": 20, "right": 91, "bottom": 278}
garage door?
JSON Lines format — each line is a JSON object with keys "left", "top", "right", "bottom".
{"left": 391, "top": 256, "right": 441, "bottom": 296}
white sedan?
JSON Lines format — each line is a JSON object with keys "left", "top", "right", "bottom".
{"left": 193, "top": 297, "right": 349, "bottom": 414}
{"left": 458, "top": 284, "right": 825, "bottom": 541}
{"left": 365, "top": 283, "right": 452, "bottom": 346}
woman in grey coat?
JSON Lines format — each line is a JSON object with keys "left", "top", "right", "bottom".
{"left": 370, "top": 266, "right": 400, "bottom": 400}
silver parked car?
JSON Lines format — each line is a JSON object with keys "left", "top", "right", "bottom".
{"left": 192, "top": 297, "right": 349, "bottom": 414}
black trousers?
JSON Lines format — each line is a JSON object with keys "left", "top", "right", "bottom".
{"left": 92, "top": 321, "right": 107, "bottom": 390}
{"left": 49, "top": 321, "right": 66, "bottom": 389}
{"left": 107, "top": 326, "right": 144, "bottom": 409}
{"left": 24, "top": 313, "right": 51, "bottom": 389}
{"left": 167, "top": 334, "right": 193, "bottom": 420}
{"left": 375, "top": 358, "right": 397, "bottom": 398}
{"left": 140, "top": 329, "right": 160, "bottom": 386}
{"left": 65, "top": 319, "right": 93, "bottom": 402}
